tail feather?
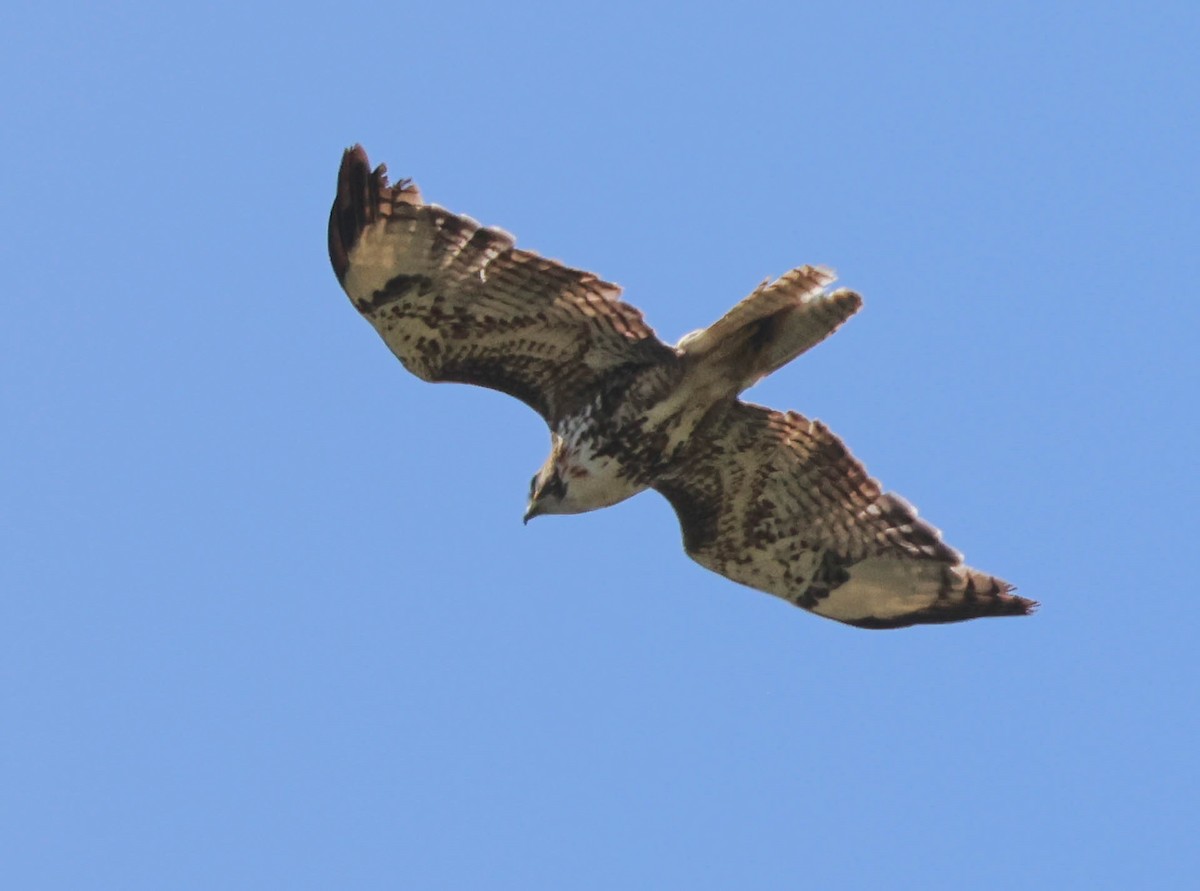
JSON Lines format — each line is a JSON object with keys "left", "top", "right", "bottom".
{"left": 678, "top": 266, "right": 862, "bottom": 395}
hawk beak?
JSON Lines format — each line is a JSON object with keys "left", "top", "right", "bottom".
{"left": 523, "top": 502, "right": 540, "bottom": 525}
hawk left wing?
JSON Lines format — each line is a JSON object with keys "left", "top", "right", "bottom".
{"left": 655, "top": 402, "right": 1036, "bottom": 628}
{"left": 329, "top": 146, "right": 675, "bottom": 425}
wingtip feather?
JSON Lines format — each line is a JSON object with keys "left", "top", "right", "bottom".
{"left": 328, "top": 145, "right": 422, "bottom": 285}
{"left": 329, "top": 145, "right": 377, "bottom": 285}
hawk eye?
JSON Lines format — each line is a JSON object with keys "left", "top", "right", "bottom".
{"left": 529, "top": 474, "right": 539, "bottom": 497}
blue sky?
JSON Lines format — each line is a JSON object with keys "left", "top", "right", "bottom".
{"left": 3, "top": 1, "right": 1198, "bottom": 887}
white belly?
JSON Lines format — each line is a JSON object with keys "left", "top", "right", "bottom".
{"left": 558, "top": 444, "right": 646, "bottom": 511}
{"left": 552, "top": 404, "right": 649, "bottom": 512}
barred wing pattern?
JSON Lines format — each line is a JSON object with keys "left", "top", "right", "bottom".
{"left": 655, "top": 403, "right": 1035, "bottom": 628}
{"left": 330, "top": 145, "right": 1034, "bottom": 630}
{"left": 329, "top": 146, "right": 674, "bottom": 425}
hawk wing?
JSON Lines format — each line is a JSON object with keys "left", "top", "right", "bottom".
{"left": 654, "top": 402, "right": 1037, "bottom": 628}
{"left": 329, "top": 146, "right": 674, "bottom": 425}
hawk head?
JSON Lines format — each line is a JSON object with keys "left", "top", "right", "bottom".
{"left": 524, "top": 434, "right": 573, "bottom": 523}
{"left": 523, "top": 434, "right": 649, "bottom": 523}
{"left": 524, "top": 463, "right": 568, "bottom": 524}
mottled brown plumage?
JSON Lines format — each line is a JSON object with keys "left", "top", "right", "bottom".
{"left": 329, "top": 145, "right": 1037, "bottom": 629}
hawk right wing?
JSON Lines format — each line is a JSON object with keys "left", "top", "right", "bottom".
{"left": 329, "top": 146, "right": 675, "bottom": 426}
{"left": 654, "top": 402, "right": 1036, "bottom": 628}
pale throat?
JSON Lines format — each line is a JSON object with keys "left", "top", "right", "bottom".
{"left": 554, "top": 420, "right": 645, "bottom": 511}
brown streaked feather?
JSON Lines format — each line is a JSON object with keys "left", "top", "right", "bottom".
{"left": 330, "top": 145, "right": 1032, "bottom": 630}
{"left": 329, "top": 146, "right": 675, "bottom": 424}
{"left": 655, "top": 402, "right": 1037, "bottom": 628}
{"left": 329, "top": 146, "right": 422, "bottom": 285}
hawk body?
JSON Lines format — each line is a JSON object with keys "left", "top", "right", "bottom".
{"left": 330, "top": 145, "right": 1036, "bottom": 629}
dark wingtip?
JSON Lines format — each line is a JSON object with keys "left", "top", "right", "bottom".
{"left": 328, "top": 145, "right": 423, "bottom": 286}
{"left": 844, "top": 584, "right": 1038, "bottom": 630}
{"left": 328, "top": 145, "right": 382, "bottom": 285}
{"left": 1009, "top": 592, "right": 1040, "bottom": 616}
{"left": 981, "top": 579, "right": 1039, "bottom": 619}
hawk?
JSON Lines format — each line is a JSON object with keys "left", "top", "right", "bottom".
{"left": 328, "top": 146, "right": 1036, "bottom": 629}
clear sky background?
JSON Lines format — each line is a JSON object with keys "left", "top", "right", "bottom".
{"left": 4, "top": 2, "right": 1198, "bottom": 887}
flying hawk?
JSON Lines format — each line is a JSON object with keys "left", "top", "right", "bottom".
{"left": 328, "top": 145, "right": 1036, "bottom": 629}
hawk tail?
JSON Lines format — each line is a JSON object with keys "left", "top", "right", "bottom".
{"left": 677, "top": 266, "right": 862, "bottom": 396}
